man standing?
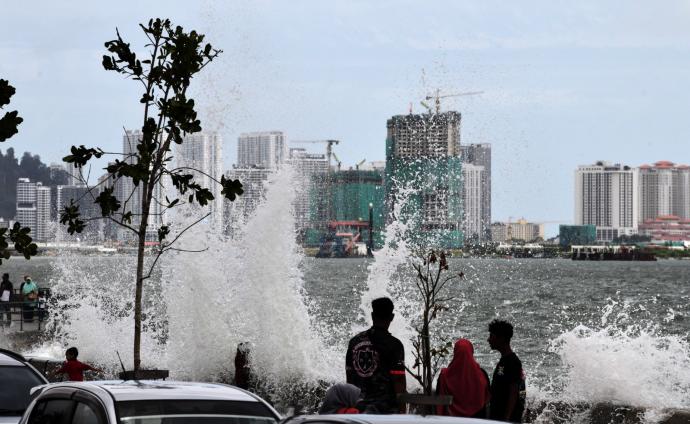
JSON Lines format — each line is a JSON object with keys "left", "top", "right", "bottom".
{"left": 487, "top": 319, "right": 526, "bottom": 422}
{"left": 0, "top": 274, "right": 12, "bottom": 326}
{"left": 346, "top": 297, "right": 406, "bottom": 413}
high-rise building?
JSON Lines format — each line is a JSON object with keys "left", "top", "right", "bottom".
{"left": 224, "top": 167, "right": 273, "bottom": 232}
{"left": 15, "top": 178, "right": 37, "bottom": 233}
{"left": 35, "top": 184, "right": 51, "bottom": 241}
{"left": 461, "top": 163, "right": 483, "bottom": 241}
{"left": 176, "top": 132, "right": 224, "bottom": 227}
{"left": 289, "top": 148, "right": 329, "bottom": 243}
{"left": 117, "top": 130, "right": 165, "bottom": 242}
{"left": 15, "top": 178, "right": 52, "bottom": 242}
{"left": 385, "top": 111, "right": 463, "bottom": 248}
{"left": 238, "top": 131, "right": 286, "bottom": 169}
{"left": 460, "top": 143, "right": 491, "bottom": 240}
{"left": 574, "top": 161, "right": 638, "bottom": 242}
{"left": 56, "top": 185, "right": 102, "bottom": 240}
{"left": 638, "top": 161, "right": 690, "bottom": 223}
{"left": 490, "top": 219, "right": 544, "bottom": 243}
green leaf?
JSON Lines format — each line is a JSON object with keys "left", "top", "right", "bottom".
{"left": 94, "top": 186, "right": 121, "bottom": 216}
{"left": 63, "top": 145, "right": 104, "bottom": 168}
{"left": 220, "top": 175, "right": 243, "bottom": 201}
{"left": 0, "top": 79, "right": 16, "bottom": 107}
{"left": 0, "top": 111, "right": 23, "bottom": 142}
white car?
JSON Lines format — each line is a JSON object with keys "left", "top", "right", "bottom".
{"left": 0, "top": 349, "right": 49, "bottom": 424}
{"left": 19, "top": 380, "right": 281, "bottom": 424}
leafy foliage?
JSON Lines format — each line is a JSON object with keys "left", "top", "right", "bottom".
{"left": 407, "top": 250, "right": 463, "bottom": 395}
{"left": 0, "top": 222, "right": 38, "bottom": 265}
{"left": 0, "top": 80, "right": 39, "bottom": 266}
{"left": 0, "top": 79, "right": 23, "bottom": 142}
{"left": 58, "top": 18, "right": 242, "bottom": 371}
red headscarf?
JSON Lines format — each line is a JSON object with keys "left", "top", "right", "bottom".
{"left": 437, "top": 339, "right": 490, "bottom": 417}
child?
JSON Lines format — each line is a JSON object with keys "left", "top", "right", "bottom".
{"left": 37, "top": 291, "right": 47, "bottom": 321}
{"left": 56, "top": 347, "right": 104, "bottom": 381}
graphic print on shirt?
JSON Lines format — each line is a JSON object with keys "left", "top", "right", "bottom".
{"left": 352, "top": 339, "right": 380, "bottom": 377}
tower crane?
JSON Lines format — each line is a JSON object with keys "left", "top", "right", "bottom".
{"left": 290, "top": 139, "right": 340, "bottom": 170}
{"left": 331, "top": 151, "right": 342, "bottom": 171}
{"left": 355, "top": 159, "right": 366, "bottom": 170}
{"left": 424, "top": 89, "right": 483, "bottom": 114}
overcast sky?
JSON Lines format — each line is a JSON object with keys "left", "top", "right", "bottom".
{"left": 2, "top": 1, "right": 690, "bottom": 233}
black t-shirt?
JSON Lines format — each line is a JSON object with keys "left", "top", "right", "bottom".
{"left": 489, "top": 351, "right": 526, "bottom": 422}
{"left": 346, "top": 327, "right": 405, "bottom": 412}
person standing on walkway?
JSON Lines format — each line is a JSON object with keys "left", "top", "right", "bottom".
{"left": 56, "top": 347, "right": 103, "bottom": 381}
{"left": 346, "top": 297, "right": 406, "bottom": 414}
{"left": 487, "top": 319, "right": 526, "bottom": 423}
{"left": 0, "top": 274, "right": 13, "bottom": 326}
{"left": 21, "top": 276, "right": 38, "bottom": 323}
{"left": 436, "top": 338, "right": 491, "bottom": 418}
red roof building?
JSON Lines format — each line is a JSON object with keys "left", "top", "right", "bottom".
{"left": 639, "top": 215, "right": 690, "bottom": 241}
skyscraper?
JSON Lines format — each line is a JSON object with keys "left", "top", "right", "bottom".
{"left": 385, "top": 111, "right": 463, "bottom": 248}
{"left": 460, "top": 143, "right": 491, "bottom": 240}
{"left": 461, "top": 163, "right": 484, "bottom": 241}
{"left": 289, "top": 147, "right": 329, "bottom": 244}
{"left": 176, "top": 132, "right": 224, "bottom": 227}
{"left": 638, "top": 161, "right": 690, "bottom": 222}
{"left": 574, "top": 161, "right": 638, "bottom": 242}
{"left": 15, "top": 178, "right": 37, "bottom": 234}
{"left": 15, "top": 178, "right": 52, "bottom": 242}
{"left": 117, "top": 130, "right": 165, "bottom": 242}
{"left": 238, "top": 131, "right": 286, "bottom": 169}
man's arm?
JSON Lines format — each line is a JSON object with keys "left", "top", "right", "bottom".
{"left": 345, "top": 340, "right": 355, "bottom": 384}
{"left": 503, "top": 382, "right": 519, "bottom": 421}
{"left": 391, "top": 372, "right": 407, "bottom": 413}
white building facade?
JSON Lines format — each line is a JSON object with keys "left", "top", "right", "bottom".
{"left": 574, "top": 162, "right": 638, "bottom": 242}
{"left": 238, "top": 131, "right": 286, "bottom": 169}
{"left": 461, "top": 163, "right": 484, "bottom": 241}
{"left": 15, "top": 178, "right": 52, "bottom": 242}
{"left": 638, "top": 161, "right": 690, "bottom": 223}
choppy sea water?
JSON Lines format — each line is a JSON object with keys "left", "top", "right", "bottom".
{"left": 3, "top": 255, "right": 690, "bottom": 414}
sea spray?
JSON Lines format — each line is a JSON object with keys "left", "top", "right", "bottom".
{"left": 164, "top": 166, "right": 338, "bottom": 387}
{"left": 543, "top": 298, "right": 690, "bottom": 415}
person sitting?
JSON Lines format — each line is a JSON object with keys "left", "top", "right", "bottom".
{"left": 436, "top": 338, "right": 490, "bottom": 418}
{"left": 319, "top": 383, "right": 362, "bottom": 414}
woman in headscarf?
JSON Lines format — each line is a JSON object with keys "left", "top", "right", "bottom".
{"left": 319, "top": 383, "right": 362, "bottom": 414}
{"left": 436, "top": 338, "right": 491, "bottom": 418}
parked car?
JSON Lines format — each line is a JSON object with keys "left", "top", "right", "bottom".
{"left": 281, "top": 415, "right": 505, "bottom": 424}
{"left": 19, "top": 380, "right": 281, "bottom": 424}
{"left": 0, "top": 349, "right": 49, "bottom": 424}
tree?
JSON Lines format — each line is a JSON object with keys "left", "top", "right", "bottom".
{"left": 0, "top": 79, "right": 38, "bottom": 265}
{"left": 407, "top": 251, "right": 462, "bottom": 396}
{"left": 61, "top": 19, "right": 243, "bottom": 371}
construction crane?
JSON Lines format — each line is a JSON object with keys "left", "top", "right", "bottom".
{"left": 355, "top": 159, "right": 366, "bottom": 170}
{"left": 331, "top": 151, "right": 342, "bottom": 171}
{"left": 424, "top": 89, "right": 483, "bottom": 114}
{"left": 291, "top": 139, "right": 340, "bottom": 170}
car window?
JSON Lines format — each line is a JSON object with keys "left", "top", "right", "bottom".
{"left": 28, "top": 399, "right": 75, "bottom": 424}
{"left": 0, "top": 365, "right": 46, "bottom": 415}
{"left": 73, "top": 402, "right": 103, "bottom": 424}
{"left": 117, "top": 400, "right": 278, "bottom": 424}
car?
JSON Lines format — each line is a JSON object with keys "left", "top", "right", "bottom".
{"left": 19, "top": 380, "right": 281, "bottom": 424}
{"left": 0, "top": 349, "right": 50, "bottom": 424}
{"left": 281, "top": 415, "right": 505, "bottom": 424}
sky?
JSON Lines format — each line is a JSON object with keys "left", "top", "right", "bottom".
{"left": 2, "top": 1, "right": 690, "bottom": 235}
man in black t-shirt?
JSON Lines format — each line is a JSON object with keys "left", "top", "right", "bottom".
{"left": 346, "top": 297, "right": 406, "bottom": 413}
{"left": 487, "top": 319, "right": 526, "bottom": 422}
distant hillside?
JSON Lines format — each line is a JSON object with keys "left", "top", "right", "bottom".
{"left": 0, "top": 148, "right": 67, "bottom": 219}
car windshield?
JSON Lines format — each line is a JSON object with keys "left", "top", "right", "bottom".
{"left": 117, "top": 400, "right": 278, "bottom": 424}
{"left": 0, "top": 365, "right": 45, "bottom": 415}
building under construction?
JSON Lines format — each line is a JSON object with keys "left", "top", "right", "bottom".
{"left": 385, "top": 111, "right": 464, "bottom": 248}
{"left": 306, "top": 168, "right": 385, "bottom": 249}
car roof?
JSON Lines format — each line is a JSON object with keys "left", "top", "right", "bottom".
{"left": 54, "top": 381, "right": 261, "bottom": 402}
{"left": 0, "top": 349, "right": 28, "bottom": 366}
{"left": 288, "top": 415, "right": 502, "bottom": 424}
